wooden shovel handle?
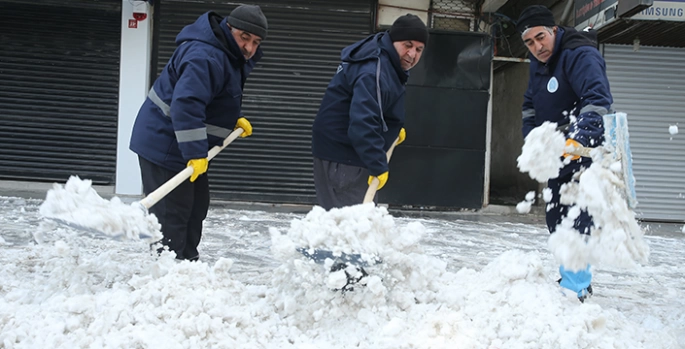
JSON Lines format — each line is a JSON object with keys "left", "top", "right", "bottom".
{"left": 139, "top": 128, "right": 244, "bottom": 210}
{"left": 569, "top": 145, "right": 593, "bottom": 158}
{"left": 363, "top": 136, "right": 401, "bottom": 204}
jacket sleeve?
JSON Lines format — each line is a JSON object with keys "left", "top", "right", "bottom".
{"left": 347, "top": 72, "right": 388, "bottom": 176}
{"left": 564, "top": 48, "right": 612, "bottom": 147}
{"left": 170, "top": 53, "right": 224, "bottom": 161}
{"left": 522, "top": 71, "right": 537, "bottom": 139}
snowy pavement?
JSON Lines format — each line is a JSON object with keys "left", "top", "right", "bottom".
{"left": 1, "top": 195, "right": 684, "bottom": 348}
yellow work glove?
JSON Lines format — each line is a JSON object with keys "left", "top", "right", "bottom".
{"left": 397, "top": 128, "right": 406, "bottom": 145}
{"left": 563, "top": 139, "right": 581, "bottom": 161}
{"left": 368, "top": 171, "right": 389, "bottom": 190}
{"left": 187, "top": 158, "right": 208, "bottom": 182}
{"left": 235, "top": 117, "right": 252, "bottom": 138}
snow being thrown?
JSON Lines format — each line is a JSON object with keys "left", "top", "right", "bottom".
{"left": 517, "top": 120, "right": 650, "bottom": 270}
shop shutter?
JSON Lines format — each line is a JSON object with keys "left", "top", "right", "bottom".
{"left": 604, "top": 44, "right": 685, "bottom": 222}
{"left": 155, "top": 0, "right": 374, "bottom": 204}
{"left": 0, "top": 0, "right": 121, "bottom": 184}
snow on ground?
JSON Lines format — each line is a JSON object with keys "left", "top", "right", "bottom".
{"left": 1, "top": 196, "right": 684, "bottom": 348}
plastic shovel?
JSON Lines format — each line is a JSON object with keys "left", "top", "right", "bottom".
{"left": 44, "top": 127, "right": 246, "bottom": 240}
{"left": 137, "top": 128, "right": 245, "bottom": 212}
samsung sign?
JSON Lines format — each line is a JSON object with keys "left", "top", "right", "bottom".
{"left": 632, "top": 0, "right": 685, "bottom": 20}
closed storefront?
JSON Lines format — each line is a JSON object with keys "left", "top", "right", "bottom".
{"left": 154, "top": 0, "right": 374, "bottom": 204}
{"left": 604, "top": 44, "right": 685, "bottom": 221}
{"left": 0, "top": 0, "right": 121, "bottom": 184}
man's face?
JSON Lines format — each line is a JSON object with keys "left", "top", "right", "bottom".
{"left": 522, "top": 26, "right": 556, "bottom": 63}
{"left": 393, "top": 40, "right": 425, "bottom": 71}
{"left": 231, "top": 28, "right": 262, "bottom": 60}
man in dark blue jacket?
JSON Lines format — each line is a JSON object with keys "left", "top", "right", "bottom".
{"left": 517, "top": 5, "right": 613, "bottom": 302}
{"left": 129, "top": 5, "right": 267, "bottom": 260}
{"left": 311, "top": 14, "right": 428, "bottom": 210}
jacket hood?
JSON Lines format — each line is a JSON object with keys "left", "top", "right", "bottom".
{"left": 342, "top": 32, "right": 406, "bottom": 75}
{"left": 559, "top": 26, "right": 598, "bottom": 50}
{"left": 175, "top": 12, "right": 264, "bottom": 65}
{"left": 176, "top": 12, "right": 227, "bottom": 51}
{"left": 341, "top": 32, "right": 380, "bottom": 63}
{"left": 546, "top": 26, "right": 597, "bottom": 65}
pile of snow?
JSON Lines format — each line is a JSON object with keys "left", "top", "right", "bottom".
{"left": 517, "top": 124, "right": 649, "bottom": 270}
{"left": 0, "top": 201, "right": 679, "bottom": 348}
{"left": 269, "top": 204, "right": 430, "bottom": 317}
{"left": 39, "top": 176, "right": 161, "bottom": 240}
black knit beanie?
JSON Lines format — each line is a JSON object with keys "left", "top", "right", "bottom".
{"left": 516, "top": 5, "right": 556, "bottom": 34}
{"left": 227, "top": 4, "right": 268, "bottom": 39}
{"left": 389, "top": 14, "right": 429, "bottom": 44}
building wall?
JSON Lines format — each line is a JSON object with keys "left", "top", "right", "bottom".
{"left": 489, "top": 62, "right": 537, "bottom": 204}
{"left": 116, "top": 0, "right": 153, "bottom": 196}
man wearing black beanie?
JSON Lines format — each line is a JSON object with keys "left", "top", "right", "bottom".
{"left": 516, "top": 5, "right": 613, "bottom": 302}
{"left": 130, "top": 5, "right": 267, "bottom": 261}
{"left": 311, "top": 14, "right": 428, "bottom": 209}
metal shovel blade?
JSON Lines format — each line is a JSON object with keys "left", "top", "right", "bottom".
{"left": 296, "top": 247, "right": 381, "bottom": 268}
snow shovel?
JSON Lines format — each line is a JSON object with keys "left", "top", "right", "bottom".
{"left": 297, "top": 136, "right": 401, "bottom": 289}
{"left": 567, "top": 113, "right": 637, "bottom": 209}
{"left": 42, "top": 128, "right": 246, "bottom": 240}
{"left": 138, "top": 128, "right": 245, "bottom": 212}
{"left": 297, "top": 247, "right": 381, "bottom": 292}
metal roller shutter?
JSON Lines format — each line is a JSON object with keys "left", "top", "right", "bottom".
{"left": 604, "top": 44, "right": 685, "bottom": 222}
{"left": 0, "top": 0, "right": 121, "bottom": 184}
{"left": 155, "top": 0, "right": 374, "bottom": 204}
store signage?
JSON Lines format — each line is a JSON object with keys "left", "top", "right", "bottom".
{"left": 575, "top": 0, "right": 619, "bottom": 25}
{"left": 632, "top": 0, "right": 685, "bottom": 20}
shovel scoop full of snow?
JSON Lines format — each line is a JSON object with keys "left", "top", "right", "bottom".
{"left": 517, "top": 113, "right": 637, "bottom": 208}
{"left": 39, "top": 128, "right": 245, "bottom": 240}
{"left": 297, "top": 247, "right": 381, "bottom": 292}
{"left": 40, "top": 176, "right": 162, "bottom": 240}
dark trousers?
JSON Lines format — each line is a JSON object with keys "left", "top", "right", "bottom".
{"left": 546, "top": 164, "right": 593, "bottom": 235}
{"left": 139, "top": 157, "right": 210, "bottom": 260}
{"left": 313, "top": 157, "right": 376, "bottom": 210}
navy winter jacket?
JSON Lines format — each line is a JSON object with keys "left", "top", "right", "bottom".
{"left": 522, "top": 27, "right": 612, "bottom": 148}
{"left": 311, "top": 32, "right": 408, "bottom": 176}
{"left": 130, "top": 12, "right": 262, "bottom": 172}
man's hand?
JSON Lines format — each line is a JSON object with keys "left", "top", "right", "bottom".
{"left": 563, "top": 139, "right": 581, "bottom": 161}
{"left": 187, "top": 158, "right": 208, "bottom": 182}
{"left": 235, "top": 117, "right": 252, "bottom": 138}
{"left": 368, "top": 171, "right": 389, "bottom": 190}
{"left": 397, "top": 128, "right": 406, "bottom": 145}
